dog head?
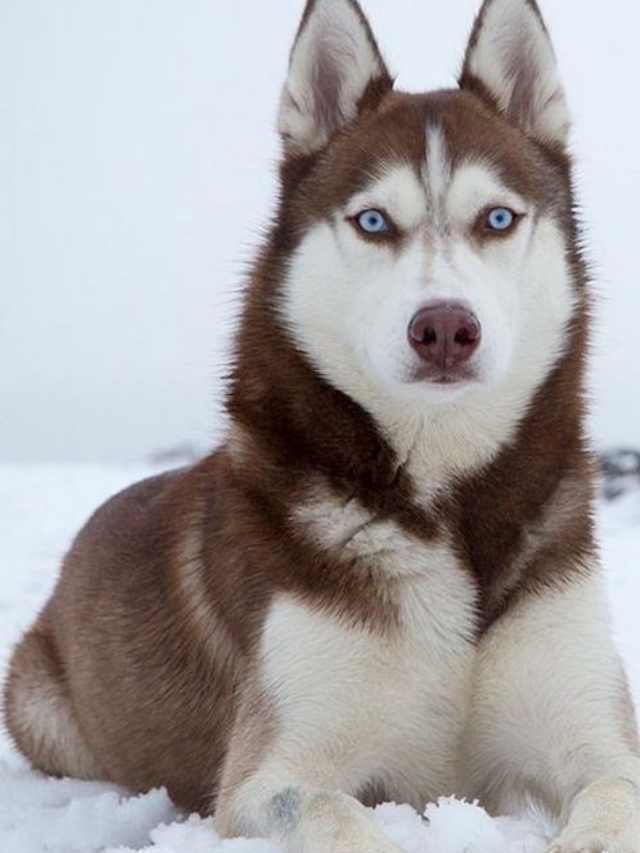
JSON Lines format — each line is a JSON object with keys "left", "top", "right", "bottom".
{"left": 275, "top": 0, "right": 581, "bottom": 431}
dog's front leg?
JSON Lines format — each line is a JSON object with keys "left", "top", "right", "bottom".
{"left": 214, "top": 597, "right": 404, "bottom": 853}
{"left": 461, "top": 571, "right": 640, "bottom": 852}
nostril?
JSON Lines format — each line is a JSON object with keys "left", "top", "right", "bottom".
{"left": 423, "top": 326, "right": 437, "bottom": 345}
{"left": 454, "top": 326, "right": 477, "bottom": 347}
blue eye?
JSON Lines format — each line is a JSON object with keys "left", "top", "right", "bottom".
{"left": 356, "top": 209, "right": 389, "bottom": 234}
{"left": 486, "top": 207, "right": 516, "bottom": 232}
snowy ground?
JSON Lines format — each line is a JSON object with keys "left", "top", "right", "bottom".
{"left": 1, "top": 465, "right": 639, "bottom": 853}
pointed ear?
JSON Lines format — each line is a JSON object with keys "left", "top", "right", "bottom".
{"left": 460, "top": 0, "right": 570, "bottom": 149}
{"left": 279, "top": 0, "right": 393, "bottom": 157}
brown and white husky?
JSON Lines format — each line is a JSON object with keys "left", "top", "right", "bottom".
{"left": 5, "top": 0, "right": 640, "bottom": 850}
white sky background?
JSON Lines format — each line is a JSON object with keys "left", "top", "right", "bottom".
{"left": 1, "top": 0, "right": 639, "bottom": 463}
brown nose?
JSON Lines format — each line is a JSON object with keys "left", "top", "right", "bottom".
{"left": 408, "top": 303, "right": 481, "bottom": 369}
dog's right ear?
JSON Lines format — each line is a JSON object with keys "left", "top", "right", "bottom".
{"left": 460, "top": 0, "right": 570, "bottom": 149}
{"left": 279, "top": 0, "right": 393, "bottom": 157}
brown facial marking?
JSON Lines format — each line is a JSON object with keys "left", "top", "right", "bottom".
{"left": 278, "top": 89, "right": 570, "bottom": 260}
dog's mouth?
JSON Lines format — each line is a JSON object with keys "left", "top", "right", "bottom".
{"left": 407, "top": 363, "right": 479, "bottom": 386}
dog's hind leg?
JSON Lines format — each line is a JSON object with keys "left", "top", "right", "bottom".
{"left": 4, "top": 620, "right": 103, "bottom": 780}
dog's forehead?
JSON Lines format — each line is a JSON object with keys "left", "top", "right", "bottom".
{"left": 316, "top": 90, "right": 556, "bottom": 211}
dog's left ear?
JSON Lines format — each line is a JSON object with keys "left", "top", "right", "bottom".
{"left": 279, "top": 0, "right": 393, "bottom": 157}
{"left": 460, "top": 0, "right": 570, "bottom": 149}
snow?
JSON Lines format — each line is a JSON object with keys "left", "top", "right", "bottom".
{"left": 1, "top": 464, "right": 639, "bottom": 852}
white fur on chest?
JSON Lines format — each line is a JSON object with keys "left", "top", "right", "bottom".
{"left": 259, "top": 495, "right": 478, "bottom": 807}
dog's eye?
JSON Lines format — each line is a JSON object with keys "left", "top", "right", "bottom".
{"left": 356, "top": 209, "right": 389, "bottom": 234}
{"left": 485, "top": 207, "right": 517, "bottom": 232}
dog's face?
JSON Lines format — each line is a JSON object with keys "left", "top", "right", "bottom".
{"left": 277, "top": 0, "right": 578, "bottom": 422}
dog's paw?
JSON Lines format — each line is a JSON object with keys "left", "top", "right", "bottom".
{"left": 547, "top": 832, "right": 640, "bottom": 853}
{"left": 547, "top": 776, "right": 640, "bottom": 853}
{"left": 547, "top": 777, "right": 640, "bottom": 853}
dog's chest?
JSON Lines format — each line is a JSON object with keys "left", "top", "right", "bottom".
{"left": 262, "top": 502, "right": 478, "bottom": 805}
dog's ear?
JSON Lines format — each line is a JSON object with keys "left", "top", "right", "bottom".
{"left": 279, "top": 0, "right": 393, "bottom": 157}
{"left": 460, "top": 0, "right": 570, "bottom": 149}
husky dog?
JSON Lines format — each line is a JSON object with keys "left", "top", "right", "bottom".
{"left": 5, "top": 0, "right": 640, "bottom": 850}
